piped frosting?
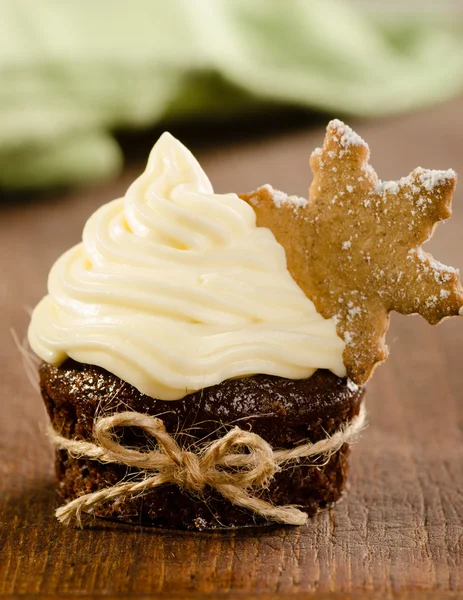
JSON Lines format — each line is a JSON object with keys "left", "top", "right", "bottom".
{"left": 28, "top": 133, "right": 345, "bottom": 400}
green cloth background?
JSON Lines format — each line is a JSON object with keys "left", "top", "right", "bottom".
{"left": 1, "top": 0, "right": 462, "bottom": 189}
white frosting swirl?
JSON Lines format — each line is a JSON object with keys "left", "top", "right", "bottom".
{"left": 28, "top": 133, "right": 346, "bottom": 400}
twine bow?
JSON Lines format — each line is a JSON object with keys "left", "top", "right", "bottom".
{"left": 50, "top": 404, "right": 366, "bottom": 527}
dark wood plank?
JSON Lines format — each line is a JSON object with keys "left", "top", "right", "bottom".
{"left": 1, "top": 97, "right": 463, "bottom": 597}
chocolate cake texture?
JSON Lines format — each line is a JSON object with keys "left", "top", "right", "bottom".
{"left": 41, "top": 360, "right": 364, "bottom": 530}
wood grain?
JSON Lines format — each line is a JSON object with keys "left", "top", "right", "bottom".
{"left": 1, "top": 98, "right": 463, "bottom": 598}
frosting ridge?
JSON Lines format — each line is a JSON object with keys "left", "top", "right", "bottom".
{"left": 28, "top": 133, "right": 346, "bottom": 400}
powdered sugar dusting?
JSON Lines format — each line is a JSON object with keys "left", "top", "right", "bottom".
{"left": 416, "top": 167, "right": 455, "bottom": 191}
{"left": 262, "top": 184, "right": 308, "bottom": 210}
{"left": 330, "top": 119, "right": 367, "bottom": 149}
{"left": 374, "top": 180, "right": 399, "bottom": 194}
{"left": 430, "top": 257, "right": 459, "bottom": 275}
{"left": 343, "top": 331, "right": 353, "bottom": 345}
{"left": 347, "top": 379, "right": 359, "bottom": 392}
{"left": 407, "top": 249, "right": 460, "bottom": 291}
{"left": 373, "top": 168, "right": 454, "bottom": 200}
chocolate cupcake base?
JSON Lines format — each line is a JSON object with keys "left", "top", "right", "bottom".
{"left": 40, "top": 361, "right": 365, "bottom": 530}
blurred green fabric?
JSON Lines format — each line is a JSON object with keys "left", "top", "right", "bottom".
{"left": 1, "top": 0, "right": 462, "bottom": 189}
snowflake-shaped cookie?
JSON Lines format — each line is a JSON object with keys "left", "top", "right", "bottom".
{"left": 241, "top": 120, "right": 463, "bottom": 384}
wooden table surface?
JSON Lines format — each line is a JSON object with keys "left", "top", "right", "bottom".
{"left": 1, "top": 99, "right": 463, "bottom": 599}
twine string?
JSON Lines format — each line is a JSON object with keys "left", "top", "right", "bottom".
{"left": 50, "top": 404, "right": 366, "bottom": 527}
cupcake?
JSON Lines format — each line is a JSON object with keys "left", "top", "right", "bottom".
{"left": 28, "top": 121, "right": 463, "bottom": 530}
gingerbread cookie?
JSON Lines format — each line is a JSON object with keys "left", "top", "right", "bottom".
{"left": 240, "top": 120, "right": 463, "bottom": 384}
